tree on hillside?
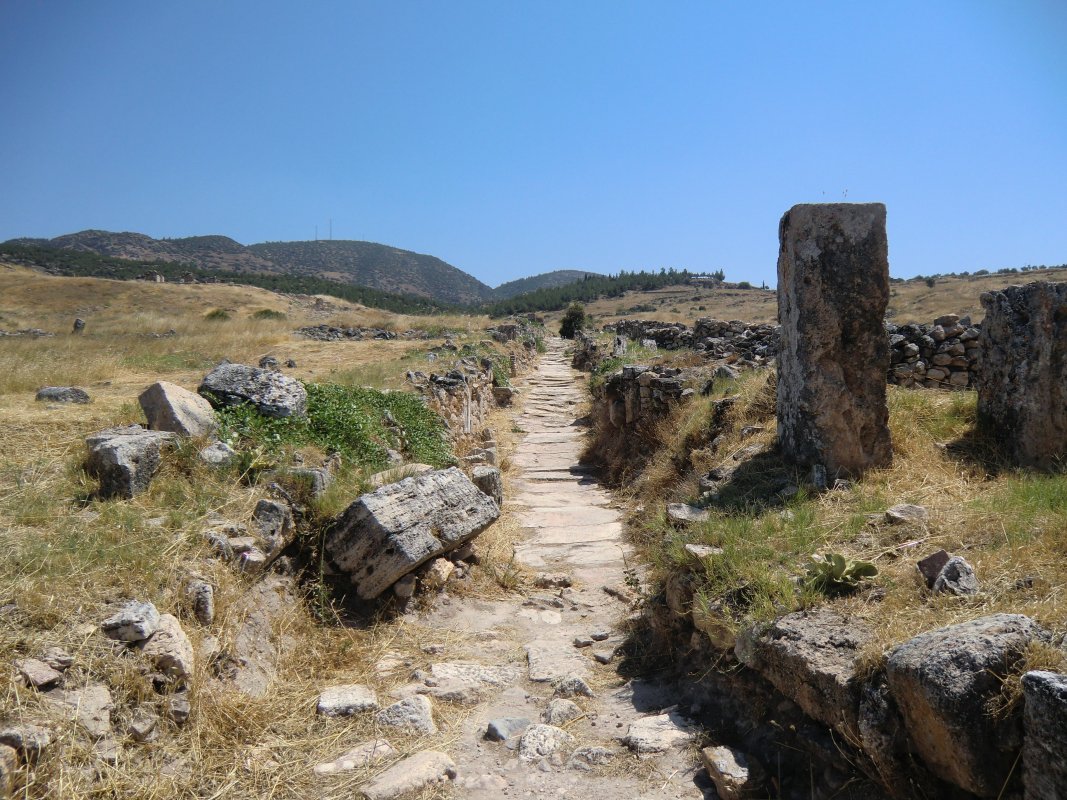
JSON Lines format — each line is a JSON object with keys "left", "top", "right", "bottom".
{"left": 559, "top": 302, "right": 587, "bottom": 339}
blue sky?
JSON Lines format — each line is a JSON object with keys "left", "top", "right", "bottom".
{"left": 1, "top": 1, "right": 1064, "bottom": 288}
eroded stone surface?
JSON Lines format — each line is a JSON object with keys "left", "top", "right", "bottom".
{"left": 1021, "top": 670, "right": 1067, "bottom": 800}
{"left": 375, "top": 695, "right": 437, "bottom": 734}
{"left": 139, "top": 381, "right": 217, "bottom": 437}
{"left": 100, "top": 600, "right": 160, "bottom": 642}
{"left": 139, "top": 613, "right": 194, "bottom": 681}
{"left": 313, "top": 739, "right": 394, "bottom": 776}
{"left": 85, "top": 426, "right": 175, "bottom": 499}
{"left": 776, "top": 202, "right": 892, "bottom": 477}
{"left": 518, "top": 724, "right": 575, "bottom": 761}
{"left": 316, "top": 684, "right": 378, "bottom": 716}
{"left": 623, "top": 711, "right": 696, "bottom": 754}
{"left": 199, "top": 363, "right": 307, "bottom": 418}
{"left": 360, "top": 750, "right": 456, "bottom": 800}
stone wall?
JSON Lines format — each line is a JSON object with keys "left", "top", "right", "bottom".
{"left": 600, "top": 365, "right": 701, "bottom": 428}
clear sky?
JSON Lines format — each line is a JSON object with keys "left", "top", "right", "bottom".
{"left": 1, "top": 1, "right": 1065, "bottom": 288}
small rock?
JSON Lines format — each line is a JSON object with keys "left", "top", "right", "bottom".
{"left": 258, "top": 355, "right": 279, "bottom": 369}
{"left": 917, "top": 549, "right": 951, "bottom": 589}
{"left": 185, "top": 579, "right": 215, "bottom": 626}
{"left": 519, "top": 724, "right": 575, "bottom": 761}
{"left": 486, "top": 717, "right": 531, "bottom": 742}
{"left": 885, "top": 504, "right": 928, "bottom": 525}
{"left": 542, "top": 699, "right": 581, "bottom": 726}
{"left": 375, "top": 695, "right": 437, "bottom": 734}
{"left": 573, "top": 636, "right": 593, "bottom": 648}
{"left": 166, "top": 695, "right": 191, "bottom": 726}
{"left": 702, "top": 744, "right": 766, "bottom": 799}
{"left": 313, "top": 739, "right": 395, "bottom": 776}
{"left": 199, "top": 441, "right": 237, "bottom": 466}
{"left": 228, "top": 536, "right": 257, "bottom": 553}
{"left": 393, "top": 574, "right": 417, "bottom": 599}
{"left": 285, "top": 359, "right": 297, "bottom": 369}
{"left": 554, "top": 674, "right": 594, "bottom": 698}
{"left": 592, "top": 649, "right": 615, "bottom": 665}
{"left": 316, "top": 684, "right": 379, "bottom": 717}
{"left": 127, "top": 706, "right": 159, "bottom": 743}
{"left": 456, "top": 773, "right": 509, "bottom": 792}
{"left": 140, "top": 614, "right": 195, "bottom": 681}
{"left": 666, "top": 503, "right": 710, "bottom": 526}
{"left": 684, "top": 543, "right": 724, "bottom": 560}
{"left": 623, "top": 711, "right": 696, "bottom": 754}
{"left": 421, "top": 558, "right": 454, "bottom": 590}
{"left": 100, "top": 600, "right": 160, "bottom": 642}
{"left": 251, "top": 498, "right": 294, "bottom": 554}
{"left": 932, "top": 556, "right": 979, "bottom": 596}
{"left": 0, "top": 743, "right": 16, "bottom": 795}
{"left": 360, "top": 751, "right": 456, "bottom": 800}
{"left": 0, "top": 724, "right": 50, "bottom": 763}
{"left": 238, "top": 548, "right": 267, "bottom": 572}
{"left": 568, "top": 746, "right": 615, "bottom": 769}
{"left": 15, "top": 658, "right": 63, "bottom": 690}
{"left": 35, "top": 386, "right": 90, "bottom": 404}
{"left": 39, "top": 647, "right": 74, "bottom": 672}
{"left": 534, "top": 573, "right": 571, "bottom": 589}
{"left": 44, "top": 683, "right": 113, "bottom": 738}
{"left": 590, "top": 630, "right": 610, "bottom": 642}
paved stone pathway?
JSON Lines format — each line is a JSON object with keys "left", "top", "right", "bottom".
{"left": 414, "top": 338, "right": 711, "bottom": 799}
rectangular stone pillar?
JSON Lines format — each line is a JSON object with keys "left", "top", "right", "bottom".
{"left": 776, "top": 203, "right": 892, "bottom": 476}
{"left": 976, "top": 282, "right": 1067, "bottom": 468}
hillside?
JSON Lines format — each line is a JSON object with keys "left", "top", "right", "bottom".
{"left": 491, "top": 269, "right": 603, "bottom": 299}
{"left": 9, "top": 230, "right": 493, "bottom": 306}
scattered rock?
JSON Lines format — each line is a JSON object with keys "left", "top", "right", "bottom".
{"left": 684, "top": 543, "right": 724, "bottom": 560}
{"left": 518, "top": 724, "right": 575, "bottom": 761}
{"left": 251, "top": 499, "right": 294, "bottom": 555}
{"left": 486, "top": 717, "right": 531, "bottom": 742}
{"left": 932, "top": 556, "right": 979, "bottom": 596}
{"left": 554, "top": 674, "right": 594, "bottom": 698}
{"left": 534, "top": 573, "right": 571, "bottom": 589}
{"left": 166, "top": 695, "right": 191, "bottom": 726}
{"left": 886, "top": 613, "right": 1048, "bottom": 795}
{"left": 85, "top": 426, "right": 175, "bottom": 499}
{"left": 666, "top": 503, "right": 710, "bottom": 526}
{"left": 702, "top": 744, "right": 766, "bottom": 799}
{"left": 375, "top": 695, "right": 437, "bottom": 734}
{"left": 100, "top": 600, "right": 160, "bottom": 642}
{"left": 392, "top": 574, "right": 416, "bottom": 599}
{"left": 39, "top": 647, "right": 73, "bottom": 673}
{"left": 44, "top": 683, "right": 113, "bottom": 738}
{"left": 140, "top": 614, "right": 195, "bottom": 681}
{"left": 199, "top": 440, "right": 237, "bottom": 466}
{"left": 35, "top": 386, "right": 90, "bottom": 404}
{"left": 471, "top": 465, "right": 503, "bottom": 506}
{"left": 0, "top": 725, "right": 50, "bottom": 763}
{"left": 542, "top": 699, "right": 581, "bottom": 726}
{"left": 324, "top": 467, "right": 500, "bottom": 600}
{"left": 916, "top": 549, "right": 951, "bottom": 588}
{"left": 185, "top": 579, "right": 215, "bottom": 625}
{"left": 138, "top": 381, "right": 217, "bottom": 437}
{"left": 316, "top": 684, "right": 378, "bottom": 717}
{"left": 592, "top": 649, "right": 615, "bottom": 665}
{"left": 568, "top": 746, "right": 615, "bottom": 769}
{"left": 359, "top": 751, "right": 456, "bottom": 800}
{"left": 623, "top": 711, "right": 697, "bottom": 754}
{"left": 885, "top": 504, "right": 928, "bottom": 525}
{"left": 15, "top": 658, "right": 63, "bottom": 690}
{"left": 313, "top": 739, "right": 395, "bottom": 776}
{"left": 126, "top": 706, "right": 159, "bottom": 744}
{"left": 198, "top": 363, "right": 308, "bottom": 419}
{"left": 420, "top": 558, "right": 454, "bottom": 591}
{"left": 0, "top": 743, "right": 16, "bottom": 796}
{"left": 1021, "top": 670, "right": 1067, "bottom": 800}
{"left": 258, "top": 355, "right": 279, "bottom": 370}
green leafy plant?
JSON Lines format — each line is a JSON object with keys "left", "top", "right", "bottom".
{"left": 803, "top": 552, "right": 878, "bottom": 596}
{"left": 204, "top": 309, "right": 230, "bottom": 321}
{"left": 251, "top": 308, "right": 286, "bottom": 320}
{"left": 558, "top": 302, "right": 587, "bottom": 339}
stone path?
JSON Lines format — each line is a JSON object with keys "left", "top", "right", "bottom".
{"left": 413, "top": 338, "right": 711, "bottom": 799}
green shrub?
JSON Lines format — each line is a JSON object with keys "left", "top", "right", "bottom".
{"left": 559, "top": 302, "right": 587, "bottom": 339}
{"left": 251, "top": 309, "right": 287, "bottom": 320}
{"left": 205, "top": 309, "right": 230, "bottom": 321}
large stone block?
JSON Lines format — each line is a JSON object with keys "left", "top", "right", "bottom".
{"left": 976, "top": 282, "right": 1067, "bottom": 468}
{"left": 198, "top": 363, "right": 307, "bottom": 418}
{"left": 138, "top": 381, "right": 217, "bottom": 437}
{"left": 886, "top": 614, "right": 1048, "bottom": 796}
{"left": 324, "top": 467, "right": 499, "bottom": 599}
{"left": 85, "top": 426, "right": 175, "bottom": 499}
{"left": 1022, "top": 670, "right": 1067, "bottom": 800}
{"left": 776, "top": 203, "right": 892, "bottom": 476}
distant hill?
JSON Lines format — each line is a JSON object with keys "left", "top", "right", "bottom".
{"left": 492, "top": 269, "right": 603, "bottom": 299}
{"left": 11, "top": 230, "right": 494, "bottom": 306}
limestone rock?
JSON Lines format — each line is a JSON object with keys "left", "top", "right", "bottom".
{"left": 313, "top": 739, "right": 394, "bottom": 776}
{"left": 199, "top": 441, "right": 237, "bottom": 466}
{"left": 735, "top": 609, "right": 871, "bottom": 739}
{"left": 1021, "top": 670, "right": 1067, "bottom": 799}
{"left": 139, "top": 613, "right": 194, "bottom": 681}
{"left": 666, "top": 503, "right": 710, "bottom": 526}
{"left": 885, "top": 504, "right": 927, "bottom": 525}
{"left": 776, "top": 203, "right": 892, "bottom": 476}
{"left": 0, "top": 725, "right": 50, "bottom": 763}
{"left": 374, "top": 695, "right": 436, "bottom": 734}
{"left": 138, "top": 381, "right": 217, "bottom": 437}
{"left": 44, "top": 683, "right": 112, "bottom": 738}
{"left": 198, "top": 363, "right": 307, "bottom": 419}
{"left": 486, "top": 717, "right": 531, "bottom": 742}
{"left": 0, "top": 743, "right": 16, "bottom": 797}
{"left": 15, "top": 658, "right": 62, "bottom": 690}
{"left": 316, "top": 684, "right": 378, "bottom": 717}
{"left": 85, "top": 426, "right": 175, "bottom": 499}
{"left": 360, "top": 751, "right": 456, "bottom": 800}
{"left": 185, "top": 579, "right": 215, "bottom": 625}
{"left": 701, "top": 744, "right": 766, "bottom": 799}
{"left": 100, "top": 600, "right": 160, "bottom": 642}
{"left": 471, "top": 465, "right": 503, "bottom": 506}
{"left": 623, "top": 711, "right": 696, "bottom": 754}
{"left": 324, "top": 467, "right": 500, "bottom": 600}
{"left": 885, "top": 613, "right": 1048, "bottom": 795}
{"left": 166, "top": 695, "right": 191, "bottom": 726}
{"left": 251, "top": 499, "right": 294, "bottom": 555}
{"left": 420, "top": 558, "right": 454, "bottom": 590}
{"left": 127, "top": 706, "right": 159, "bottom": 743}
{"left": 542, "top": 699, "right": 581, "bottom": 726}
{"left": 976, "top": 282, "right": 1067, "bottom": 467}
{"left": 518, "top": 724, "right": 575, "bottom": 761}
{"left": 932, "top": 556, "right": 979, "bottom": 596}
{"left": 39, "top": 647, "right": 73, "bottom": 672}
{"left": 35, "top": 386, "right": 89, "bottom": 404}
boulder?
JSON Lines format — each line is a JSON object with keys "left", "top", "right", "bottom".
{"left": 35, "top": 386, "right": 89, "bottom": 404}
{"left": 85, "top": 426, "right": 175, "bottom": 499}
{"left": 885, "top": 614, "right": 1048, "bottom": 796}
{"left": 776, "top": 203, "right": 892, "bottom": 476}
{"left": 471, "top": 465, "right": 503, "bottom": 506}
{"left": 976, "top": 282, "right": 1067, "bottom": 467}
{"left": 139, "top": 613, "right": 194, "bottom": 681}
{"left": 198, "top": 363, "right": 307, "bottom": 418}
{"left": 138, "top": 381, "right": 217, "bottom": 437}
{"left": 359, "top": 751, "right": 456, "bottom": 800}
{"left": 1021, "top": 670, "right": 1067, "bottom": 800}
{"left": 316, "top": 684, "right": 378, "bottom": 717}
{"left": 324, "top": 467, "right": 500, "bottom": 599}
{"left": 735, "top": 609, "right": 871, "bottom": 739}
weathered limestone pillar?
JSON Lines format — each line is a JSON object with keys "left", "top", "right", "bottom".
{"left": 975, "top": 282, "right": 1067, "bottom": 468}
{"left": 776, "top": 203, "right": 892, "bottom": 476}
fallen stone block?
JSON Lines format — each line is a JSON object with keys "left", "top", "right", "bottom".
{"left": 100, "top": 600, "right": 160, "bottom": 642}
{"left": 35, "top": 386, "right": 90, "bottom": 404}
{"left": 360, "top": 751, "right": 456, "bottom": 800}
{"left": 471, "top": 465, "right": 503, "bottom": 506}
{"left": 1022, "top": 670, "right": 1067, "bottom": 800}
{"left": 519, "top": 724, "right": 575, "bottom": 761}
{"left": 623, "top": 711, "right": 696, "bottom": 754}
{"left": 325, "top": 467, "right": 500, "bottom": 600}
{"left": 313, "top": 739, "right": 394, "bottom": 776}
{"left": 198, "top": 363, "right": 307, "bottom": 419}
{"left": 139, "top": 613, "right": 194, "bottom": 681}
{"left": 138, "top": 381, "right": 217, "bottom": 437}
{"left": 316, "top": 684, "right": 378, "bottom": 717}
{"left": 486, "top": 717, "right": 531, "bottom": 742}
{"left": 886, "top": 614, "right": 1048, "bottom": 796}
{"left": 374, "top": 695, "right": 436, "bottom": 734}
{"left": 701, "top": 744, "right": 766, "bottom": 799}
{"left": 85, "top": 426, "right": 175, "bottom": 499}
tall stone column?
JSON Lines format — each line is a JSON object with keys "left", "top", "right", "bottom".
{"left": 975, "top": 282, "right": 1067, "bottom": 468}
{"left": 776, "top": 203, "right": 892, "bottom": 477}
